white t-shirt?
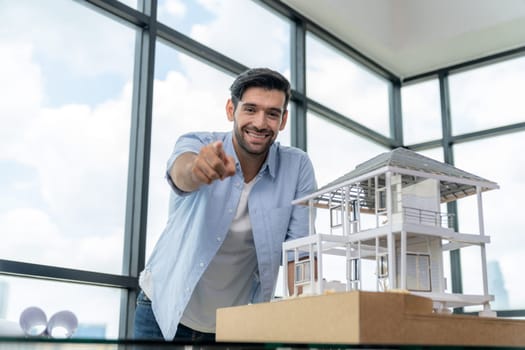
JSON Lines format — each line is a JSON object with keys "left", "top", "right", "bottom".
{"left": 180, "top": 179, "right": 258, "bottom": 332}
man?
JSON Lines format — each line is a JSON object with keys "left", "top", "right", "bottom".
{"left": 134, "top": 68, "right": 317, "bottom": 341}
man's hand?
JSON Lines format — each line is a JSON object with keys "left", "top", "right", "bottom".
{"left": 191, "top": 141, "right": 236, "bottom": 184}
{"left": 171, "top": 141, "right": 236, "bottom": 192}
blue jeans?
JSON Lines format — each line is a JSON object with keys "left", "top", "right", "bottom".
{"left": 133, "top": 290, "right": 216, "bottom": 342}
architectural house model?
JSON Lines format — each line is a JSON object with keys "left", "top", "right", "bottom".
{"left": 282, "top": 147, "right": 499, "bottom": 315}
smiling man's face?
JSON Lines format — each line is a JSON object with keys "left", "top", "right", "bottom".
{"left": 227, "top": 86, "right": 288, "bottom": 157}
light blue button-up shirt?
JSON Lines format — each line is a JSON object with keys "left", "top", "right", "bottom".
{"left": 142, "top": 131, "right": 317, "bottom": 340}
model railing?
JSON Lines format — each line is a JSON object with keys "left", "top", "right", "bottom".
{"left": 403, "top": 206, "right": 455, "bottom": 228}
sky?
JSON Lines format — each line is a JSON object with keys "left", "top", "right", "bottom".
{"left": 0, "top": 0, "right": 524, "bottom": 338}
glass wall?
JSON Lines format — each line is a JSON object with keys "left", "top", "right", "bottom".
{"left": 401, "top": 79, "right": 442, "bottom": 145}
{"left": 401, "top": 53, "right": 525, "bottom": 314}
{"left": 157, "top": 0, "right": 291, "bottom": 75}
{"left": 0, "top": 276, "right": 121, "bottom": 339}
{"left": 0, "top": 0, "right": 135, "bottom": 275}
{"left": 306, "top": 112, "right": 387, "bottom": 188}
{"left": 454, "top": 131, "right": 525, "bottom": 310}
{"left": 306, "top": 33, "right": 391, "bottom": 137}
{"left": 447, "top": 56, "right": 525, "bottom": 312}
{"left": 449, "top": 56, "right": 525, "bottom": 136}
{"left": 0, "top": 0, "right": 136, "bottom": 338}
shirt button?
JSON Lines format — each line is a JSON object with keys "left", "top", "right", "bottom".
{"left": 199, "top": 262, "right": 204, "bottom": 268}
{"left": 216, "top": 236, "right": 221, "bottom": 242}
{"left": 228, "top": 208, "right": 233, "bottom": 214}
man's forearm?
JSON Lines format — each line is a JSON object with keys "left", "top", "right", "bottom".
{"left": 171, "top": 152, "right": 200, "bottom": 192}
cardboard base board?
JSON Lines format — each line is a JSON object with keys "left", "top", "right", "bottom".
{"left": 216, "top": 291, "right": 525, "bottom": 346}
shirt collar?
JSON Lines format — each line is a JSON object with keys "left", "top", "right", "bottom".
{"left": 223, "top": 131, "right": 278, "bottom": 180}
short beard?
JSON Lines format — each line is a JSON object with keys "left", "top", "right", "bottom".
{"left": 233, "top": 120, "right": 274, "bottom": 156}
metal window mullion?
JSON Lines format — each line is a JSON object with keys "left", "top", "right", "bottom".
{"left": 0, "top": 259, "right": 137, "bottom": 289}
{"left": 308, "top": 98, "right": 393, "bottom": 148}
{"left": 156, "top": 22, "right": 246, "bottom": 77}
{"left": 451, "top": 121, "right": 525, "bottom": 144}
{"left": 405, "top": 121, "right": 525, "bottom": 152}
{"left": 439, "top": 72, "right": 453, "bottom": 157}
{"left": 120, "top": 0, "right": 157, "bottom": 338}
{"left": 389, "top": 79, "right": 403, "bottom": 147}
{"left": 290, "top": 19, "right": 307, "bottom": 151}
{"left": 440, "top": 73, "right": 464, "bottom": 311}
{"left": 402, "top": 45, "right": 525, "bottom": 84}
{"left": 84, "top": 0, "right": 149, "bottom": 27}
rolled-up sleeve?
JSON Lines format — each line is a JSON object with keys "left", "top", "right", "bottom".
{"left": 165, "top": 132, "right": 218, "bottom": 196}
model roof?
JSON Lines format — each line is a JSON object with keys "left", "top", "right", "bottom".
{"left": 294, "top": 147, "right": 499, "bottom": 206}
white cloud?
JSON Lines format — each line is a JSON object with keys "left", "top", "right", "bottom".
{"left": 162, "top": 0, "right": 187, "bottom": 18}
{"left": 0, "top": 208, "right": 61, "bottom": 263}
{"left": 307, "top": 38, "right": 391, "bottom": 136}
{"left": 4, "top": 83, "right": 132, "bottom": 239}
{"left": 188, "top": 0, "right": 289, "bottom": 70}
{"left": 449, "top": 57, "right": 525, "bottom": 134}
{"left": 0, "top": 0, "right": 134, "bottom": 78}
{"left": 402, "top": 80, "right": 442, "bottom": 144}
{"left": 0, "top": 35, "right": 132, "bottom": 272}
{"left": 307, "top": 113, "right": 387, "bottom": 187}
{"left": 0, "top": 43, "right": 43, "bottom": 145}
{"left": 0, "top": 207, "right": 121, "bottom": 273}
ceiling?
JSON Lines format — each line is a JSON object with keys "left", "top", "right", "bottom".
{"left": 279, "top": 0, "right": 525, "bottom": 79}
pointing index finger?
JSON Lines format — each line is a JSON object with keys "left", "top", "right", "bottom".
{"left": 210, "top": 140, "right": 236, "bottom": 180}
{"left": 212, "top": 140, "right": 226, "bottom": 161}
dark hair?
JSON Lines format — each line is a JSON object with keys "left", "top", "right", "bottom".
{"left": 229, "top": 68, "right": 291, "bottom": 110}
